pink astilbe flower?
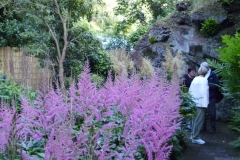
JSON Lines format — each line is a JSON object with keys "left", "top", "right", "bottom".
{"left": 17, "top": 150, "right": 32, "bottom": 160}
{"left": 0, "top": 103, "right": 16, "bottom": 152}
{"left": 70, "top": 64, "right": 118, "bottom": 159}
{"left": 73, "top": 68, "right": 181, "bottom": 160}
{"left": 70, "top": 63, "right": 102, "bottom": 121}
{"left": 45, "top": 124, "right": 75, "bottom": 160}
{"left": 106, "top": 74, "right": 142, "bottom": 116}
{"left": 120, "top": 74, "right": 182, "bottom": 160}
{"left": 13, "top": 62, "right": 182, "bottom": 160}
{"left": 18, "top": 86, "right": 70, "bottom": 142}
{"left": 98, "top": 75, "right": 118, "bottom": 111}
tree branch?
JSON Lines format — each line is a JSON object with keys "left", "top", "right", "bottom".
{"left": 54, "top": 0, "right": 69, "bottom": 62}
{"left": 44, "top": 20, "right": 61, "bottom": 59}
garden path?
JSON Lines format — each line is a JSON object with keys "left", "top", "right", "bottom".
{"left": 181, "top": 121, "right": 240, "bottom": 160}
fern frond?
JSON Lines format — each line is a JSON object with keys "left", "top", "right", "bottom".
{"left": 207, "top": 59, "right": 223, "bottom": 75}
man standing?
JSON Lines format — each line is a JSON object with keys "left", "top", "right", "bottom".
{"left": 200, "top": 62, "right": 219, "bottom": 133}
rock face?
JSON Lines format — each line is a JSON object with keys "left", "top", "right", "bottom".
{"left": 130, "top": 1, "right": 240, "bottom": 71}
{"left": 131, "top": 1, "right": 240, "bottom": 120}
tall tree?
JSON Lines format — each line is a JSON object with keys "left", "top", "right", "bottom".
{"left": 13, "top": 0, "right": 97, "bottom": 89}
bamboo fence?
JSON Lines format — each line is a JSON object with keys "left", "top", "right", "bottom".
{"left": 0, "top": 47, "right": 50, "bottom": 89}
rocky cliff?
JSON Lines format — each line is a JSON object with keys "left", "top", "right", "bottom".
{"left": 130, "top": 1, "right": 240, "bottom": 120}
{"left": 131, "top": 1, "right": 240, "bottom": 72}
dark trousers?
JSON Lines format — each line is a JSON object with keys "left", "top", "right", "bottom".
{"left": 203, "top": 98, "right": 216, "bottom": 131}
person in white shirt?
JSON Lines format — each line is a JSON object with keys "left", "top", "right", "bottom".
{"left": 189, "top": 66, "right": 209, "bottom": 144}
{"left": 200, "top": 62, "right": 220, "bottom": 133}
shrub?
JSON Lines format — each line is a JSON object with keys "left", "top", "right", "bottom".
{"left": 229, "top": 110, "right": 240, "bottom": 149}
{"left": 179, "top": 93, "right": 196, "bottom": 119}
{"left": 210, "top": 33, "right": 240, "bottom": 99}
{"left": 91, "top": 73, "right": 105, "bottom": 88}
{"left": 200, "top": 18, "right": 220, "bottom": 37}
{"left": 208, "top": 32, "right": 240, "bottom": 152}
{"left": 0, "top": 63, "right": 182, "bottom": 160}
{"left": 0, "top": 74, "right": 36, "bottom": 111}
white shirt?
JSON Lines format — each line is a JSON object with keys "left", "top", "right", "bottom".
{"left": 189, "top": 76, "right": 209, "bottom": 108}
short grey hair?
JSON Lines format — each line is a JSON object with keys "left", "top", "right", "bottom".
{"left": 198, "top": 66, "right": 208, "bottom": 76}
{"left": 200, "top": 62, "right": 209, "bottom": 68}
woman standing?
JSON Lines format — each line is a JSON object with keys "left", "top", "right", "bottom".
{"left": 189, "top": 66, "right": 209, "bottom": 144}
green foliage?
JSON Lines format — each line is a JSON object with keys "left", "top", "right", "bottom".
{"left": 114, "top": 0, "right": 176, "bottom": 34}
{"left": 229, "top": 110, "right": 240, "bottom": 149}
{"left": 200, "top": 18, "right": 220, "bottom": 37}
{"left": 0, "top": 11, "right": 36, "bottom": 47}
{"left": 73, "top": 107, "right": 131, "bottom": 159}
{"left": 208, "top": 32, "right": 240, "bottom": 152}
{"left": 91, "top": 50, "right": 112, "bottom": 76}
{"left": 169, "top": 129, "right": 187, "bottom": 160}
{"left": 21, "top": 140, "right": 45, "bottom": 159}
{"left": 2, "top": 0, "right": 107, "bottom": 89}
{"left": 127, "top": 24, "right": 150, "bottom": 47}
{"left": 1, "top": 1, "right": 112, "bottom": 83}
{"left": 148, "top": 36, "right": 156, "bottom": 44}
{"left": 208, "top": 33, "right": 240, "bottom": 99}
{"left": 0, "top": 74, "right": 37, "bottom": 112}
{"left": 179, "top": 92, "right": 196, "bottom": 119}
{"left": 91, "top": 74, "right": 105, "bottom": 88}
{"left": 65, "top": 26, "right": 112, "bottom": 78}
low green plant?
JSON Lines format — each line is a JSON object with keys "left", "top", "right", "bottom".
{"left": 229, "top": 110, "right": 240, "bottom": 149}
{"left": 0, "top": 74, "right": 37, "bottom": 112}
{"left": 169, "top": 129, "right": 187, "bottom": 160}
{"left": 200, "top": 18, "right": 220, "bottom": 37}
{"left": 148, "top": 36, "right": 157, "bottom": 44}
{"left": 91, "top": 74, "right": 105, "bottom": 88}
{"left": 179, "top": 92, "right": 196, "bottom": 120}
{"left": 92, "top": 50, "right": 112, "bottom": 77}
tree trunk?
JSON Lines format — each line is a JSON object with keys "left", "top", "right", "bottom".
{"left": 59, "top": 59, "right": 65, "bottom": 90}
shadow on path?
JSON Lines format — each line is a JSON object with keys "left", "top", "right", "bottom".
{"left": 181, "top": 121, "right": 240, "bottom": 160}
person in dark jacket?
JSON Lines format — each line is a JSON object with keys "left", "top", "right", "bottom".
{"left": 183, "top": 67, "right": 196, "bottom": 88}
{"left": 200, "top": 62, "right": 219, "bottom": 133}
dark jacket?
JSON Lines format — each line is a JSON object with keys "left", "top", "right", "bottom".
{"left": 207, "top": 70, "right": 219, "bottom": 99}
{"left": 183, "top": 74, "right": 194, "bottom": 88}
